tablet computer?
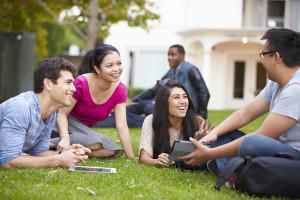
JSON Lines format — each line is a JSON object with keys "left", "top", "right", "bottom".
{"left": 69, "top": 166, "right": 116, "bottom": 173}
{"left": 169, "top": 140, "right": 196, "bottom": 161}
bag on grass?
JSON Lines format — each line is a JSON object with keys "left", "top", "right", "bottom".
{"left": 215, "top": 156, "right": 300, "bottom": 198}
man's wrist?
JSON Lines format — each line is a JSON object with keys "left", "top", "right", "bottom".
{"left": 60, "top": 134, "right": 70, "bottom": 140}
{"left": 50, "top": 154, "right": 62, "bottom": 167}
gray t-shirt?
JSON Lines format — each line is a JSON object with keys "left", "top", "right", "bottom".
{"left": 260, "top": 69, "right": 300, "bottom": 151}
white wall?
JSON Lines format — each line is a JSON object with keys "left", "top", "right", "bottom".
{"left": 105, "top": 0, "right": 268, "bottom": 110}
{"left": 209, "top": 41, "right": 263, "bottom": 109}
{"left": 105, "top": 0, "right": 244, "bottom": 86}
{"left": 183, "top": 0, "right": 243, "bottom": 28}
{"left": 157, "top": 0, "right": 243, "bottom": 28}
{"left": 105, "top": 23, "right": 182, "bottom": 87}
{"left": 134, "top": 50, "right": 168, "bottom": 88}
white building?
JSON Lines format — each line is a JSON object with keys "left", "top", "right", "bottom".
{"left": 105, "top": 0, "right": 300, "bottom": 109}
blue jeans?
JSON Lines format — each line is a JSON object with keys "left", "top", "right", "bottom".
{"left": 239, "top": 134, "right": 300, "bottom": 159}
{"left": 127, "top": 100, "right": 154, "bottom": 116}
{"left": 209, "top": 130, "right": 245, "bottom": 174}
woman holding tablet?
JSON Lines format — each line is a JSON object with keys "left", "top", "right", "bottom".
{"left": 138, "top": 81, "right": 207, "bottom": 167}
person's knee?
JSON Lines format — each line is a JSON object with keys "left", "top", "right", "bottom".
{"left": 238, "top": 134, "right": 267, "bottom": 157}
{"left": 106, "top": 150, "right": 118, "bottom": 157}
{"left": 88, "top": 142, "right": 103, "bottom": 151}
{"left": 88, "top": 146, "right": 118, "bottom": 158}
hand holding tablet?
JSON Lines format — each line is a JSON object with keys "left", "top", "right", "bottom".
{"left": 169, "top": 140, "right": 196, "bottom": 161}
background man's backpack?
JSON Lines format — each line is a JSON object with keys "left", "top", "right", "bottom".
{"left": 215, "top": 156, "right": 300, "bottom": 198}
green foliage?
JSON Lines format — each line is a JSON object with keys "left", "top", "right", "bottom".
{"left": 43, "top": 23, "right": 84, "bottom": 57}
{"left": 35, "top": 27, "right": 49, "bottom": 61}
{"left": 0, "top": 0, "right": 159, "bottom": 60}
{"left": 62, "top": 0, "right": 160, "bottom": 49}
{"left": 0, "top": 110, "right": 283, "bottom": 200}
{"left": 0, "top": 0, "right": 74, "bottom": 60}
{"left": 127, "top": 86, "right": 145, "bottom": 100}
{"left": 95, "top": 0, "right": 159, "bottom": 38}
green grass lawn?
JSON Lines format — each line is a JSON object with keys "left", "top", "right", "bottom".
{"left": 0, "top": 110, "right": 286, "bottom": 200}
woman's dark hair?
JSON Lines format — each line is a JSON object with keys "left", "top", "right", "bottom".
{"left": 261, "top": 28, "right": 300, "bottom": 67}
{"left": 88, "top": 44, "right": 120, "bottom": 73}
{"left": 34, "top": 58, "right": 75, "bottom": 93}
{"left": 78, "top": 49, "right": 94, "bottom": 75}
{"left": 152, "top": 80, "right": 199, "bottom": 159}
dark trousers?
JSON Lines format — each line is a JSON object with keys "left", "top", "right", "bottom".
{"left": 94, "top": 110, "right": 145, "bottom": 128}
{"left": 94, "top": 100, "right": 155, "bottom": 128}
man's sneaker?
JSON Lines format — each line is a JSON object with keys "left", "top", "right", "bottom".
{"left": 225, "top": 175, "right": 235, "bottom": 189}
{"left": 207, "top": 160, "right": 219, "bottom": 175}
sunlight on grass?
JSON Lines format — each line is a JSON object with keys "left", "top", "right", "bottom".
{"left": 1, "top": 110, "right": 283, "bottom": 200}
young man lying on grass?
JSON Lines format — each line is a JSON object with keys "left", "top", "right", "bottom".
{"left": 0, "top": 58, "right": 90, "bottom": 168}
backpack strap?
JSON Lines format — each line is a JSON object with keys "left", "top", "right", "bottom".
{"left": 214, "top": 157, "right": 244, "bottom": 191}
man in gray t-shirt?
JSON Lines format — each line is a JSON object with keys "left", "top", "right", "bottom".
{"left": 261, "top": 75, "right": 300, "bottom": 151}
{"left": 180, "top": 28, "right": 300, "bottom": 166}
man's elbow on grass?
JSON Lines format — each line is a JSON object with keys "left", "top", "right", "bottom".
{"left": 1, "top": 158, "right": 16, "bottom": 169}
{"left": 0, "top": 155, "right": 15, "bottom": 168}
{"left": 1, "top": 156, "right": 24, "bottom": 169}
{"left": 2, "top": 162, "right": 12, "bottom": 169}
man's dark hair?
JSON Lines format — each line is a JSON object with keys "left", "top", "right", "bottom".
{"left": 169, "top": 44, "right": 185, "bottom": 55}
{"left": 89, "top": 44, "right": 120, "bottom": 73}
{"left": 261, "top": 28, "right": 300, "bottom": 67}
{"left": 152, "top": 80, "right": 199, "bottom": 159}
{"left": 34, "top": 58, "right": 76, "bottom": 93}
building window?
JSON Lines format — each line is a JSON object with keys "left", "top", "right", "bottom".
{"left": 243, "top": 0, "right": 289, "bottom": 28}
{"left": 233, "top": 61, "right": 245, "bottom": 99}
{"left": 267, "top": 0, "right": 285, "bottom": 27}
{"left": 255, "top": 62, "right": 267, "bottom": 96}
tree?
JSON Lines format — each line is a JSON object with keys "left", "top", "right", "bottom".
{"left": 0, "top": 0, "right": 159, "bottom": 57}
{"left": 37, "top": 0, "right": 159, "bottom": 50}
{"left": 44, "top": 23, "right": 84, "bottom": 57}
{"left": 0, "top": 0, "right": 75, "bottom": 58}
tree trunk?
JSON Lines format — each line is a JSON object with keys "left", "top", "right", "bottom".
{"left": 85, "top": 0, "right": 99, "bottom": 50}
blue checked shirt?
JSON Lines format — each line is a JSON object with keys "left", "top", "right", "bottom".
{"left": 0, "top": 91, "right": 56, "bottom": 165}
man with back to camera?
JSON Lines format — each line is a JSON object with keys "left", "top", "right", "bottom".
{"left": 0, "top": 58, "right": 90, "bottom": 168}
{"left": 97, "top": 44, "right": 210, "bottom": 128}
{"left": 180, "top": 28, "right": 300, "bottom": 171}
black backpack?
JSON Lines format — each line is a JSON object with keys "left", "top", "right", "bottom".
{"left": 215, "top": 156, "right": 300, "bottom": 198}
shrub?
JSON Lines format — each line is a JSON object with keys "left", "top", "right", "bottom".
{"left": 127, "top": 86, "right": 145, "bottom": 100}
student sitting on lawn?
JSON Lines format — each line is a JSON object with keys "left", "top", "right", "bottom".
{"left": 180, "top": 28, "right": 300, "bottom": 169}
{"left": 138, "top": 81, "right": 208, "bottom": 167}
{"left": 51, "top": 44, "right": 134, "bottom": 159}
{"left": 0, "top": 58, "right": 90, "bottom": 168}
